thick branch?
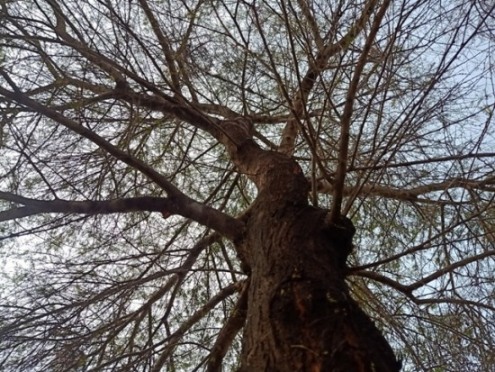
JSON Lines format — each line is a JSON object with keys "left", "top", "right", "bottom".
{"left": 0, "top": 192, "right": 244, "bottom": 240}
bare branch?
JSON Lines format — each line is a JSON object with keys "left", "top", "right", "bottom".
{"left": 317, "top": 175, "right": 495, "bottom": 203}
{"left": 206, "top": 280, "right": 249, "bottom": 371}
{"left": 151, "top": 281, "right": 244, "bottom": 372}
{"left": 406, "top": 249, "right": 495, "bottom": 292}
{"left": 330, "top": 0, "right": 391, "bottom": 222}
{"left": 352, "top": 270, "right": 495, "bottom": 312}
{"left": 278, "top": 0, "right": 380, "bottom": 156}
{"left": 351, "top": 270, "right": 413, "bottom": 297}
{"left": 0, "top": 192, "right": 244, "bottom": 240}
{"left": 349, "top": 152, "right": 495, "bottom": 172}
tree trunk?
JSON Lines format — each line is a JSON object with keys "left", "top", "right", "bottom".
{"left": 235, "top": 152, "right": 401, "bottom": 372}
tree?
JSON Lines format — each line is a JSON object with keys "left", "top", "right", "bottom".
{"left": 1, "top": 0, "right": 494, "bottom": 370}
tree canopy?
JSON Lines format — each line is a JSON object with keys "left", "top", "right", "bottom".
{"left": 0, "top": 0, "right": 494, "bottom": 370}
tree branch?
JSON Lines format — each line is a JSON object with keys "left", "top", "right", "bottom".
{"left": 405, "top": 249, "right": 495, "bottom": 292}
{"left": 43, "top": 1, "right": 230, "bottom": 141}
{"left": 351, "top": 270, "right": 413, "bottom": 298}
{"left": 352, "top": 250, "right": 495, "bottom": 296}
{"left": 351, "top": 270, "right": 495, "bottom": 312}
{"left": 330, "top": 0, "right": 391, "bottom": 222}
{"left": 317, "top": 175, "right": 495, "bottom": 203}
{"left": 0, "top": 192, "right": 244, "bottom": 240}
{"left": 349, "top": 152, "right": 495, "bottom": 172}
{"left": 206, "top": 280, "right": 249, "bottom": 372}
{"left": 278, "top": 0, "right": 380, "bottom": 156}
{"left": 151, "top": 281, "right": 243, "bottom": 372}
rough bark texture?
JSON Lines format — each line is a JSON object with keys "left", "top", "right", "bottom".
{"left": 235, "top": 153, "right": 401, "bottom": 372}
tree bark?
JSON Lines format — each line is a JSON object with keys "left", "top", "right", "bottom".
{"left": 235, "top": 153, "right": 401, "bottom": 372}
